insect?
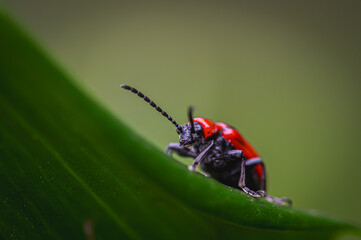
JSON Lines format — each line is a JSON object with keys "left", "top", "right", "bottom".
{"left": 121, "top": 84, "right": 291, "bottom": 205}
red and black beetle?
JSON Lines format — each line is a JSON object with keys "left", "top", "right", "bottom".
{"left": 121, "top": 84, "right": 291, "bottom": 205}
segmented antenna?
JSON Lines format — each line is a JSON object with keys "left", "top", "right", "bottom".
{"left": 121, "top": 84, "right": 179, "bottom": 128}
{"left": 188, "top": 106, "right": 195, "bottom": 135}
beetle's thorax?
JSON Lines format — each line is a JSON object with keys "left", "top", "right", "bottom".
{"left": 192, "top": 136, "right": 209, "bottom": 153}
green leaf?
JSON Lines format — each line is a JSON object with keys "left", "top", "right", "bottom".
{"left": 0, "top": 9, "right": 359, "bottom": 240}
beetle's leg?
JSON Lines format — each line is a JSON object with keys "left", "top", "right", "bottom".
{"left": 245, "top": 157, "right": 263, "bottom": 166}
{"left": 165, "top": 142, "right": 197, "bottom": 158}
{"left": 218, "top": 153, "right": 290, "bottom": 203}
{"left": 238, "top": 157, "right": 266, "bottom": 198}
{"left": 244, "top": 159, "right": 292, "bottom": 204}
{"left": 238, "top": 159, "right": 265, "bottom": 197}
{"left": 212, "top": 150, "right": 265, "bottom": 198}
{"left": 189, "top": 140, "right": 214, "bottom": 172}
{"left": 245, "top": 158, "right": 266, "bottom": 192}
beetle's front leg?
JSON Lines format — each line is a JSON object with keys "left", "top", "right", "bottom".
{"left": 165, "top": 142, "right": 197, "bottom": 158}
{"left": 188, "top": 140, "right": 214, "bottom": 172}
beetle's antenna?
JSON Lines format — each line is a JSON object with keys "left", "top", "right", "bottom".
{"left": 121, "top": 84, "right": 179, "bottom": 128}
{"left": 188, "top": 106, "right": 195, "bottom": 134}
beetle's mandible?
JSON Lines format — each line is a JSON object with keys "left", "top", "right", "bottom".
{"left": 121, "top": 84, "right": 291, "bottom": 206}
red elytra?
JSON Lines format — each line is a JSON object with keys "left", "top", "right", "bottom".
{"left": 193, "top": 117, "right": 263, "bottom": 182}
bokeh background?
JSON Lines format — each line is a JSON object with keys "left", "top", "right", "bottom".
{"left": 2, "top": 0, "right": 360, "bottom": 234}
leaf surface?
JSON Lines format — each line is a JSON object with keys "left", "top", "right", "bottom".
{"left": 0, "top": 10, "right": 359, "bottom": 240}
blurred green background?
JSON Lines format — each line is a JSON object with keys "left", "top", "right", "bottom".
{"left": 2, "top": 0, "right": 360, "bottom": 232}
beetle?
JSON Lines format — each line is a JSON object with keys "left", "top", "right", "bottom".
{"left": 121, "top": 84, "right": 291, "bottom": 205}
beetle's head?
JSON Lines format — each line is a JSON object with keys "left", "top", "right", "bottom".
{"left": 177, "top": 122, "right": 203, "bottom": 147}
{"left": 175, "top": 106, "right": 203, "bottom": 147}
